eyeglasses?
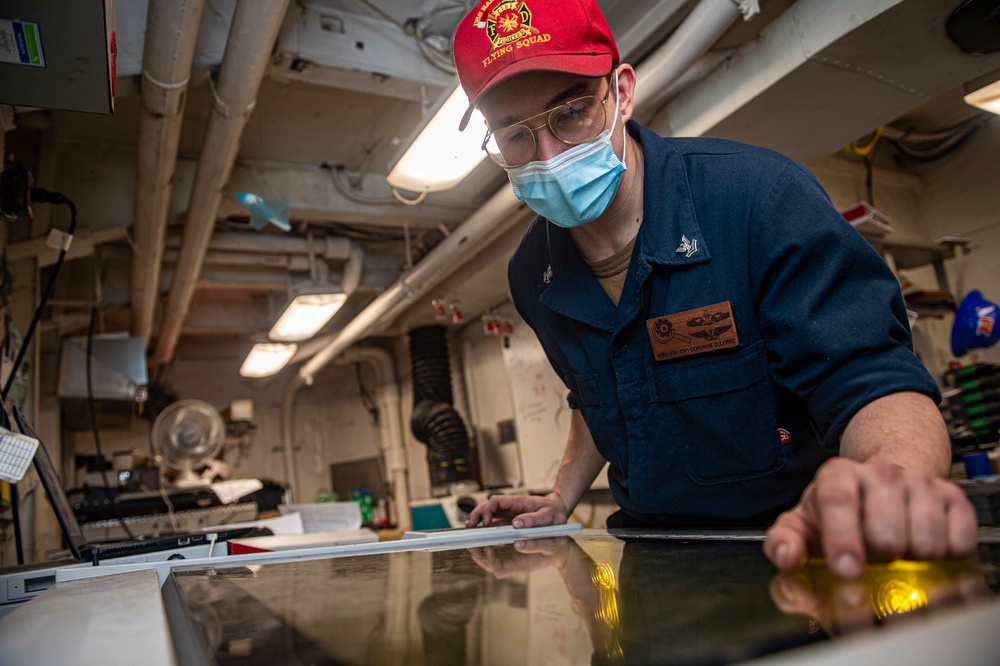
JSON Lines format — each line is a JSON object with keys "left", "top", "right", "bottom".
{"left": 481, "top": 78, "right": 613, "bottom": 168}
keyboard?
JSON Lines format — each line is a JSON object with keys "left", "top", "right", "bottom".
{"left": 0, "top": 427, "right": 39, "bottom": 484}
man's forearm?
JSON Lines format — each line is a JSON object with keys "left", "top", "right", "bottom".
{"left": 840, "top": 391, "right": 951, "bottom": 477}
{"left": 550, "top": 409, "right": 608, "bottom": 513}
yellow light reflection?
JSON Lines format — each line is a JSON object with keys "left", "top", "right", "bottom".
{"left": 590, "top": 560, "right": 624, "bottom": 663}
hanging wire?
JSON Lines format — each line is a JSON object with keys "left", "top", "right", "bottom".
{"left": 844, "top": 127, "right": 884, "bottom": 157}
{"left": 1, "top": 189, "right": 77, "bottom": 400}
{"left": 355, "top": 362, "right": 380, "bottom": 426}
{"left": 883, "top": 114, "right": 989, "bottom": 162}
{"left": 87, "top": 305, "right": 137, "bottom": 540}
{"left": 324, "top": 163, "right": 402, "bottom": 207}
{"left": 353, "top": 0, "right": 458, "bottom": 73}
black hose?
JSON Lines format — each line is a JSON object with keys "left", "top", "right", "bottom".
{"left": 408, "top": 326, "right": 472, "bottom": 489}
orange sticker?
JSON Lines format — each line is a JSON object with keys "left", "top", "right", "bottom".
{"left": 646, "top": 301, "right": 741, "bottom": 361}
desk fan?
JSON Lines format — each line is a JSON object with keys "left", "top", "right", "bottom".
{"left": 151, "top": 399, "right": 225, "bottom": 488}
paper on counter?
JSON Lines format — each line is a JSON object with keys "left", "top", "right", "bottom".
{"left": 211, "top": 479, "right": 264, "bottom": 504}
{"left": 200, "top": 511, "right": 304, "bottom": 535}
{"left": 278, "top": 502, "right": 362, "bottom": 532}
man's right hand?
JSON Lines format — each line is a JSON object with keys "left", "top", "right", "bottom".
{"left": 465, "top": 491, "right": 569, "bottom": 528}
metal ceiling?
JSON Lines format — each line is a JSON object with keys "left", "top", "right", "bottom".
{"left": 4, "top": 0, "right": 1000, "bottom": 373}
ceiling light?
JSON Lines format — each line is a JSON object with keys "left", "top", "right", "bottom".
{"left": 269, "top": 284, "right": 348, "bottom": 342}
{"left": 965, "top": 73, "right": 1000, "bottom": 115}
{"left": 386, "top": 84, "right": 488, "bottom": 195}
{"left": 240, "top": 343, "right": 297, "bottom": 378}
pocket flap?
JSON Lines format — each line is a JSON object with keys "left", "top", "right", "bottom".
{"left": 649, "top": 342, "right": 768, "bottom": 401}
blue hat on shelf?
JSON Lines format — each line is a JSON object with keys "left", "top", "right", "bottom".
{"left": 951, "top": 290, "right": 999, "bottom": 357}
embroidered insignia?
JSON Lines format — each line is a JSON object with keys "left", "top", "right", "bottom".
{"left": 778, "top": 428, "right": 793, "bottom": 445}
{"left": 646, "top": 301, "right": 741, "bottom": 361}
{"left": 486, "top": 1, "right": 534, "bottom": 52}
{"left": 975, "top": 306, "right": 995, "bottom": 338}
{"left": 675, "top": 235, "right": 698, "bottom": 258}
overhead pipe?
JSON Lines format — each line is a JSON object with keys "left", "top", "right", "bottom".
{"left": 286, "top": 0, "right": 758, "bottom": 381}
{"left": 275, "top": 187, "right": 524, "bottom": 502}
{"left": 153, "top": 0, "right": 291, "bottom": 366}
{"left": 163, "top": 229, "right": 356, "bottom": 260}
{"left": 131, "top": 0, "right": 206, "bottom": 349}
{"left": 633, "top": 0, "right": 760, "bottom": 115}
{"left": 296, "top": 187, "right": 525, "bottom": 385}
{"left": 280, "top": 346, "right": 412, "bottom": 529}
{"left": 276, "top": 0, "right": 758, "bottom": 495}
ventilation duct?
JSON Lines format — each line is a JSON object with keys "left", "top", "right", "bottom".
{"left": 408, "top": 326, "right": 472, "bottom": 495}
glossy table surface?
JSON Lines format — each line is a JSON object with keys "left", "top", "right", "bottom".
{"left": 164, "top": 529, "right": 1000, "bottom": 665}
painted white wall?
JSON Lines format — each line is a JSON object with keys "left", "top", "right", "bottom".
{"left": 914, "top": 118, "right": 1000, "bottom": 374}
{"left": 459, "top": 312, "right": 522, "bottom": 489}
{"left": 807, "top": 116, "right": 1000, "bottom": 385}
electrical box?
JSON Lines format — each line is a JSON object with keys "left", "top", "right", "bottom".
{"left": 58, "top": 334, "right": 147, "bottom": 430}
{"left": 0, "top": 0, "right": 116, "bottom": 114}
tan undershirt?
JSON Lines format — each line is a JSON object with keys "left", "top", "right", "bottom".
{"left": 587, "top": 235, "right": 637, "bottom": 307}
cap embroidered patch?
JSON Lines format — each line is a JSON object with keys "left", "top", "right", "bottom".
{"left": 453, "top": 0, "right": 618, "bottom": 130}
{"left": 646, "top": 301, "right": 741, "bottom": 361}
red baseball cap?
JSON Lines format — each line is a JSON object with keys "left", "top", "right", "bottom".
{"left": 453, "top": 0, "right": 619, "bottom": 131}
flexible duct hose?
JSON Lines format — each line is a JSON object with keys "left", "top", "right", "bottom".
{"left": 408, "top": 326, "right": 472, "bottom": 490}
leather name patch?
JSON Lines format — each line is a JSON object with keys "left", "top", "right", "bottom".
{"left": 646, "top": 301, "right": 741, "bottom": 361}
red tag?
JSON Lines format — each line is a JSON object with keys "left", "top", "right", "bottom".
{"left": 778, "top": 428, "right": 792, "bottom": 445}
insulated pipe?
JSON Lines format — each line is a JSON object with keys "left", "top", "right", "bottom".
{"left": 288, "top": 0, "right": 751, "bottom": 384}
{"left": 153, "top": 0, "right": 291, "bottom": 366}
{"left": 274, "top": 0, "right": 756, "bottom": 496}
{"left": 131, "top": 0, "right": 206, "bottom": 349}
{"left": 279, "top": 345, "right": 412, "bottom": 523}
{"left": 281, "top": 375, "right": 303, "bottom": 502}
{"left": 278, "top": 188, "right": 523, "bottom": 503}
{"left": 633, "top": 0, "right": 756, "bottom": 115}
{"left": 163, "top": 229, "right": 355, "bottom": 260}
{"left": 296, "top": 187, "right": 525, "bottom": 384}
{"left": 340, "top": 346, "right": 411, "bottom": 531}
{"left": 342, "top": 242, "right": 365, "bottom": 295}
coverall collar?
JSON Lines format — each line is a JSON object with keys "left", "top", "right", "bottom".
{"left": 538, "top": 121, "right": 711, "bottom": 333}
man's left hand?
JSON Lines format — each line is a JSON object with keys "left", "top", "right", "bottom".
{"left": 764, "top": 457, "right": 979, "bottom": 579}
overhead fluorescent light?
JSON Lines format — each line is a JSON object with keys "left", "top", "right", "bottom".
{"left": 386, "top": 84, "right": 488, "bottom": 194}
{"left": 269, "top": 285, "right": 348, "bottom": 342}
{"left": 240, "top": 343, "right": 297, "bottom": 378}
{"left": 965, "top": 76, "right": 1000, "bottom": 115}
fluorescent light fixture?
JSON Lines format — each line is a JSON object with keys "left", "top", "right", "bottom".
{"left": 269, "top": 285, "right": 348, "bottom": 342}
{"left": 965, "top": 76, "right": 1000, "bottom": 115}
{"left": 386, "top": 85, "right": 488, "bottom": 193}
{"left": 240, "top": 343, "right": 297, "bottom": 378}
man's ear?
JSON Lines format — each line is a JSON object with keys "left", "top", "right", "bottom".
{"left": 616, "top": 64, "right": 637, "bottom": 122}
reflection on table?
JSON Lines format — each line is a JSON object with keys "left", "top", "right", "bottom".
{"left": 166, "top": 533, "right": 999, "bottom": 665}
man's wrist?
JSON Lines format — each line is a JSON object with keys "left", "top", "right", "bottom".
{"left": 549, "top": 489, "right": 569, "bottom": 515}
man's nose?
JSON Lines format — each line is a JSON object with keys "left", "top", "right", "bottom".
{"left": 534, "top": 125, "right": 566, "bottom": 162}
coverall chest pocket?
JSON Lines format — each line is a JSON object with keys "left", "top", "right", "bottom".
{"left": 647, "top": 342, "right": 785, "bottom": 485}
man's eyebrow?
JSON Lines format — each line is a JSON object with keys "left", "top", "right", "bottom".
{"left": 494, "top": 80, "right": 596, "bottom": 128}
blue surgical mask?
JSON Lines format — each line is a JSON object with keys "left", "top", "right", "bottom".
{"left": 506, "top": 85, "right": 626, "bottom": 228}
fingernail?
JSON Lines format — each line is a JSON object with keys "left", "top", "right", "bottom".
{"left": 775, "top": 576, "right": 796, "bottom": 603}
{"left": 834, "top": 553, "right": 862, "bottom": 579}
{"left": 775, "top": 543, "right": 789, "bottom": 568}
{"left": 837, "top": 582, "right": 866, "bottom": 607}
{"left": 514, "top": 541, "right": 526, "bottom": 550}
{"left": 513, "top": 518, "right": 524, "bottom": 528}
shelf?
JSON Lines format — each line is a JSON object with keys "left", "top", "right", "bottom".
{"left": 863, "top": 237, "right": 963, "bottom": 271}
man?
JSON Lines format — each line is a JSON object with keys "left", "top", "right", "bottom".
{"left": 456, "top": 0, "right": 978, "bottom": 579}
